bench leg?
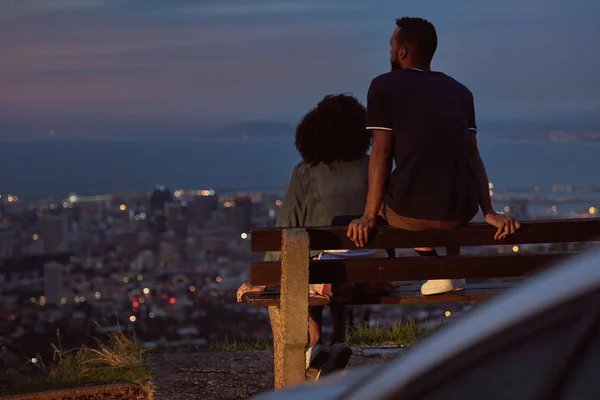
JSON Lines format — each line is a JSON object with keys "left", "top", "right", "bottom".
{"left": 268, "top": 306, "right": 284, "bottom": 389}
{"left": 273, "top": 228, "right": 309, "bottom": 389}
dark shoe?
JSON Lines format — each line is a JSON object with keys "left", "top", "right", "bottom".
{"left": 306, "top": 343, "right": 330, "bottom": 370}
{"left": 318, "top": 343, "right": 352, "bottom": 378}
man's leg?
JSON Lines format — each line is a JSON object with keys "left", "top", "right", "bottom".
{"left": 446, "top": 246, "right": 465, "bottom": 291}
{"left": 385, "top": 205, "right": 466, "bottom": 295}
{"left": 413, "top": 248, "right": 456, "bottom": 295}
{"left": 330, "top": 302, "right": 347, "bottom": 345}
{"left": 308, "top": 307, "right": 323, "bottom": 347}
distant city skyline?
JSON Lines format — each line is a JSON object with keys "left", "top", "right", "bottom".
{"left": 1, "top": 0, "right": 600, "bottom": 138}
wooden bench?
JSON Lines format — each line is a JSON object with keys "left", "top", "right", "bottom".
{"left": 245, "top": 218, "right": 600, "bottom": 389}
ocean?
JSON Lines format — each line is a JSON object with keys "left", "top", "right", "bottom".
{"left": 0, "top": 139, "right": 599, "bottom": 199}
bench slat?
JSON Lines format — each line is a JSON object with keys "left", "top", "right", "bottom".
{"left": 244, "top": 283, "right": 513, "bottom": 307}
{"left": 250, "top": 219, "right": 600, "bottom": 252}
{"left": 250, "top": 253, "right": 572, "bottom": 286}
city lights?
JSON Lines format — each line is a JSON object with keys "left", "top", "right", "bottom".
{"left": 3, "top": 179, "right": 600, "bottom": 358}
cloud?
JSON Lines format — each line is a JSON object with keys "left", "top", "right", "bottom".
{"left": 1, "top": 0, "right": 599, "bottom": 138}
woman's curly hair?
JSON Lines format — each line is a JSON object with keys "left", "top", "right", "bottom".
{"left": 295, "top": 94, "right": 371, "bottom": 165}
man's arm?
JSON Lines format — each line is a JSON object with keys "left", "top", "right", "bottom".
{"left": 468, "top": 133, "right": 494, "bottom": 216}
{"left": 364, "top": 131, "right": 394, "bottom": 219}
{"left": 347, "top": 131, "right": 393, "bottom": 247}
{"left": 468, "top": 131, "right": 520, "bottom": 239}
{"left": 348, "top": 76, "right": 394, "bottom": 247}
{"left": 465, "top": 91, "right": 519, "bottom": 239}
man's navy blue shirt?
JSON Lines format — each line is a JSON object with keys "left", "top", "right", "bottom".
{"left": 366, "top": 68, "right": 479, "bottom": 221}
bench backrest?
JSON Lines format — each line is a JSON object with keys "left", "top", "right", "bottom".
{"left": 250, "top": 219, "right": 600, "bottom": 286}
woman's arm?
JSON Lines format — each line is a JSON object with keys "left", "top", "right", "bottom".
{"left": 238, "top": 165, "right": 308, "bottom": 300}
{"left": 264, "top": 163, "right": 308, "bottom": 262}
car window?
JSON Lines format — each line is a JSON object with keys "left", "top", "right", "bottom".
{"left": 393, "top": 293, "right": 598, "bottom": 400}
{"left": 562, "top": 326, "right": 600, "bottom": 399}
{"left": 414, "top": 319, "right": 578, "bottom": 400}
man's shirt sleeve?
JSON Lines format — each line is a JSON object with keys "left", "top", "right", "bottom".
{"left": 366, "top": 78, "right": 393, "bottom": 132}
{"left": 468, "top": 92, "right": 478, "bottom": 133}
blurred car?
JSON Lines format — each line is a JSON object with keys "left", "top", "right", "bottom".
{"left": 254, "top": 247, "right": 600, "bottom": 400}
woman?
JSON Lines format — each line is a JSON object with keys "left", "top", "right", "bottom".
{"left": 237, "top": 94, "right": 388, "bottom": 378}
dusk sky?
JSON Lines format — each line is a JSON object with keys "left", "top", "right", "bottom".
{"left": 1, "top": 0, "right": 599, "bottom": 138}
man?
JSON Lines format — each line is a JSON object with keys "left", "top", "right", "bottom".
{"left": 347, "top": 17, "right": 520, "bottom": 295}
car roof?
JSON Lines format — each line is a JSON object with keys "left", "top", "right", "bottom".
{"left": 344, "top": 248, "right": 600, "bottom": 400}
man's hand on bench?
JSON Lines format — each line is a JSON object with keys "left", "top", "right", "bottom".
{"left": 237, "top": 282, "right": 267, "bottom": 303}
{"left": 347, "top": 215, "right": 377, "bottom": 247}
{"left": 485, "top": 212, "right": 521, "bottom": 240}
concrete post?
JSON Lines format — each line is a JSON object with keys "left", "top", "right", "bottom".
{"left": 268, "top": 306, "right": 282, "bottom": 387}
{"left": 273, "top": 228, "right": 309, "bottom": 389}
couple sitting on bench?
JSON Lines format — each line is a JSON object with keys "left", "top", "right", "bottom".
{"left": 237, "top": 17, "right": 520, "bottom": 378}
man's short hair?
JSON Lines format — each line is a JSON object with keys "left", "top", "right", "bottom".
{"left": 395, "top": 17, "right": 438, "bottom": 64}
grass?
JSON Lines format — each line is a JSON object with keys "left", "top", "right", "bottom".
{"left": 1, "top": 321, "right": 430, "bottom": 395}
{"left": 1, "top": 328, "right": 150, "bottom": 396}
{"left": 209, "top": 337, "right": 273, "bottom": 352}
{"left": 347, "top": 320, "right": 431, "bottom": 347}
{"left": 208, "top": 320, "right": 432, "bottom": 352}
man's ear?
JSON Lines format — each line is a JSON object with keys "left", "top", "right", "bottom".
{"left": 398, "top": 46, "right": 408, "bottom": 60}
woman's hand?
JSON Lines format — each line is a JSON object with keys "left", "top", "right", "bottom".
{"left": 236, "top": 282, "right": 267, "bottom": 303}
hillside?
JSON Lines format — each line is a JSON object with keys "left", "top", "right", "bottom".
{"left": 214, "top": 121, "right": 294, "bottom": 139}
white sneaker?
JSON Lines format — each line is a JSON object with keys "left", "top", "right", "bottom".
{"left": 421, "top": 279, "right": 454, "bottom": 295}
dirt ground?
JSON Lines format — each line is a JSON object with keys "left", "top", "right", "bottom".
{"left": 0, "top": 383, "right": 149, "bottom": 400}
{"left": 151, "top": 348, "right": 402, "bottom": 400}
